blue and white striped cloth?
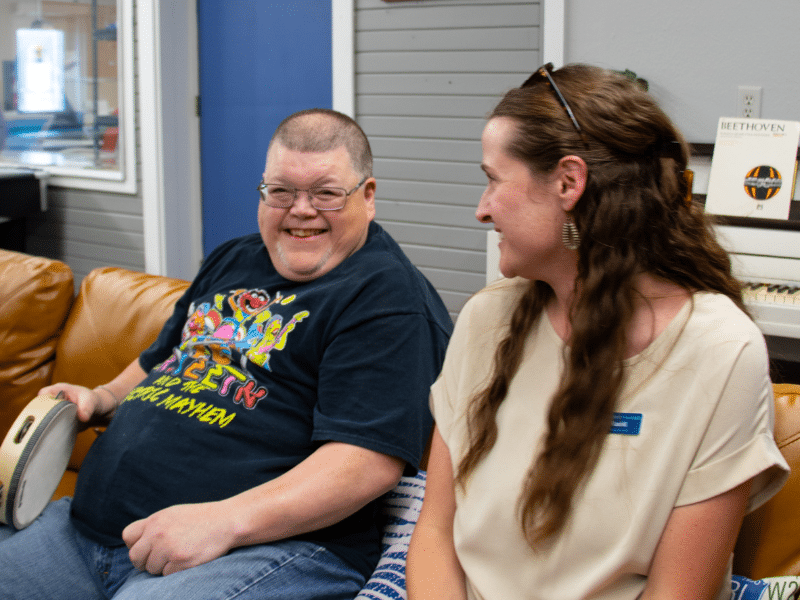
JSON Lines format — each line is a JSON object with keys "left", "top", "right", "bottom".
{"left": 355, "top": 471, "right": 426, "bottom": 600}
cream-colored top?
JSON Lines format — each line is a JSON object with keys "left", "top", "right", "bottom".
{"left": 431, "top": 278, "right": 789, "bottom": 600}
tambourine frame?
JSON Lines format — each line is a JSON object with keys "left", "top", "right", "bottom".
{"left": 0, "top": 395, "right": 78, "bottom": 530}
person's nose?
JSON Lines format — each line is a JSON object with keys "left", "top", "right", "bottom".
{"left": 475, "top": 190, "right": 493, "bottom": 224}
{"left": 288, "top": 190, "right": 319, "bottom": 217}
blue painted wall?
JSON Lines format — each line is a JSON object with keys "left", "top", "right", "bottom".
{"left": 197, "top": 1, "right": 332, "bottom": 255}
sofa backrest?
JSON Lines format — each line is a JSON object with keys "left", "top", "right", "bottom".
{"left": 51, "top": 266, "right": 190, "bottom": 467}
{"left": 0, "top": 250, "right": 73, "bottom": 439}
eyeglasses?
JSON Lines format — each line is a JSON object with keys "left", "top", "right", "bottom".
{"left": 258, "top": 176, "right": 368, "bottom": 211}
{"left": 522, "top": 63, "right": 588, "bottom": 145}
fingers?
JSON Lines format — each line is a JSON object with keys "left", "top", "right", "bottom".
{"left": 38, "top": 384, "right": 102, "bottom": 423}
{"left": 123, "top": 519, "right": 165, "bottom": 575}
{"left": 121, "top": 518, "right": 144, "bottom": 549}
{"left": 123, "top": 521, "right": 195, "bottom": 576}
{"left": 121, "top": 505, "right": 232, "bottom": 576}
{"left": 38, "top": 383, "right": 73, "bottom": 400}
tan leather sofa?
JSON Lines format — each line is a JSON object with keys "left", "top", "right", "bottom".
{"left": 0, "top": 248, "right": 797, "bottom": 581}
{"left": 0, "top": 249, "right": 189, "bottom": 498}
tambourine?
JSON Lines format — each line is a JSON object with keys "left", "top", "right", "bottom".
{"left": 0, "top": 394, "right": 78, "bottom": 529}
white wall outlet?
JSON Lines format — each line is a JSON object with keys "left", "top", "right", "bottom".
{"left": 737, "top": 85, "right": 762, "bottom": 118}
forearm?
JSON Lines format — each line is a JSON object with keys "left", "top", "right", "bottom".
{"left": 40, "top": 357, "right": 148, "bottom": 424}
{"left": 94, "top": 358, "right": 148, "bottom": 417}
{"left": 222, "top": 442, "right": 404, "bottom": 546}
{"left": 407, "top": 523, "right": 468, "bottom": 600}
{"left": 407, "top": 425, "right": 467, "bottom": 600}
{"left": 123, "top": 441, "right": 405, "bottom": 575}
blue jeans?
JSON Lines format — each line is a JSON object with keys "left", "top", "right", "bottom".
{"left": 0, "top": 498, "right": 366, "bottom": 600}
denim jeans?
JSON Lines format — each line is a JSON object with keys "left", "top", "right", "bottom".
{"left": 0, "top": 498, "right": 366, "bottom": 600}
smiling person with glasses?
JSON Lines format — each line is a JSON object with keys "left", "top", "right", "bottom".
{"left": 407, "top": 64, "right": 788, "bottom": 600}
{"left": 256, "top": 122, "right": 375, "bottom": 283}
{"left": 0, "top": 109, "right": 453, "bottom": 600}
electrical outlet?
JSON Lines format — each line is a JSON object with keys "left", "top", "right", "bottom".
{"left": 737, "top": 85, "right": 762, "bottom": 118}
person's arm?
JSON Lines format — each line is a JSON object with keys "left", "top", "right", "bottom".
{"left": 407, "top": 426, "right": 468, "bottom": 600}
{"left": 641, "top": 478, "right": 752, "bottom": 600}
{"left": 39, "top": 358, "right": 147, "bottom": 424}
{"left": 122, "top": 440, "right": 404, "bottom": 576}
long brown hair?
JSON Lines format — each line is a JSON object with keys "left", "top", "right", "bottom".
{"left": 457, "top": 64, "right": 745, "bottom": 547}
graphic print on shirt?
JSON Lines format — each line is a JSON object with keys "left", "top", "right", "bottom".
{"left": 122, "top": 288, "right": 309, "bottom": 426}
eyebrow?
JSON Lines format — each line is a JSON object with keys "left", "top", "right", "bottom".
{"left": 263, "top": 176, "right": 341, "bottom": 187}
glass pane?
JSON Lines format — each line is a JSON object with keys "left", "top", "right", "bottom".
{"left": 0, "top": 0, "right": 120, "bottom": 173}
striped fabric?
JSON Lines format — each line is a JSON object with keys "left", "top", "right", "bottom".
{"left": 355, "top": 471, "right": 427, "bottom": 600}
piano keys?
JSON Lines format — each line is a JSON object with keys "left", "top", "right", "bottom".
{"left": 714, "top": 224, "right": 800, "bottom": 362}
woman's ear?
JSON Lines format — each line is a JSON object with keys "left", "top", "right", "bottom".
{"left": 555, "top": 155, "right": 587, "bottom": 211}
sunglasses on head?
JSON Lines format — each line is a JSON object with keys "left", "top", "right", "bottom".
{"left": 522, "top": 63, "right": 587, "bottom": 144}
{"left": 522, "top": 65, "right": 695, "bottom": 206}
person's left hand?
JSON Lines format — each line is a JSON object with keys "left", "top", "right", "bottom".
{"left": 122, "top": 502, "right": 237, "bottom": 576}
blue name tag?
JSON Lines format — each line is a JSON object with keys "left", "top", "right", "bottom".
{"left": 610, "top": 412, "right": 642, "bottom": 435}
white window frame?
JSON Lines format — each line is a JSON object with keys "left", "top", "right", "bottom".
{"left": 0, "top": 0, "right": 138, "bottom": 194}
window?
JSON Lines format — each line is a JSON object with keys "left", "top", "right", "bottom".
{"left": 0, "top": 0, "right": 135, "bottom": 193}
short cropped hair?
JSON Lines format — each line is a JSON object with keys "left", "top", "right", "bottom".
{"left": 270, "top": 108, "right": 373, "bottom": 179}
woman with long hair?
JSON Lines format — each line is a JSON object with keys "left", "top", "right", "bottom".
{"left": 407, "top": 64, "right": 789, "bottom": 600}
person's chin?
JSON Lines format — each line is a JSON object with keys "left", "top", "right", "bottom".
{"left": 276, "top": 247, "right": 334, "bottom": 282}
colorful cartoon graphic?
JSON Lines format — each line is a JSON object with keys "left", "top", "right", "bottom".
{"left": 148, "top": 287, "right": 310, "bottom": 412}
{"left": 178, "top": 288, "right": 308, "bottom": 369}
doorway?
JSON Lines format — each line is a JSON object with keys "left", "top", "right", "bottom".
{"left": 196, "top": 1, "right": 332, "bottom": 255}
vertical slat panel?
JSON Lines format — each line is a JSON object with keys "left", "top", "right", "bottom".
{"left": 25, "top": 185, "right": 145, "bottom": 284}
{"left": 355, "top": 0, "right": 541, "bottom": 318}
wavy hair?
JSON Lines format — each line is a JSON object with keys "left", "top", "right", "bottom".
{"left": 457, "top": 64, "right": 746, "bottom": 546}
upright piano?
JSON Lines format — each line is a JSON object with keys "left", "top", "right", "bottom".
{"left": 715, "top": 224, "right": 800, "bottom": 363}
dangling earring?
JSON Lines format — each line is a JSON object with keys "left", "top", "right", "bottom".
{"left": 561, "top": 218, "right": 580, "bottom": 250}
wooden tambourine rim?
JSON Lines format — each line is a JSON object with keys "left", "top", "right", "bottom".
{"left": 0, "top": 395, "right": 77, "bottom": 529}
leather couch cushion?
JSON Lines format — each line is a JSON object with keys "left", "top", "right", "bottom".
{"left": 734, "top": 384, "right": 800, "bottom": 578}
{"left": 0, "top": 250, "right": 73, "bottom": 439}
{"left": 50, "top": 267, "right": 189, "bottom": 471}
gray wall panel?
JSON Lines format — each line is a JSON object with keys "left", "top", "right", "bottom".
{"left": 373, "top": 158, "right": 485, "bottom": 186}
{"left": 357, "top": 73, "right": 524, "bottom": 96}
{"left": 359, "top": 94, "right": 500, "bottom": 118}
{"left": 358, "top": 4, "right": 539, "bottom": 30}
{"left": 358, "top": 50, "right": 539, "bottom": 73}
{"left": 376, "top": 200, "right": 481, "bottom": 230}
{"left": 400, "top": 244, "right": 485, "bottom": 273}
{"left": 419, "top": 266, "right": 487, "bottom": 294}
{"left": 355, "top": 0, "right": 541, "bottom": 318}
{"left": 377, "top": 181, "right": 483, "bottom": 207}
{"left": 360, "top": 116, "right": 486, "bottom": 141}
{"left": 358, "top": 27, "right": 537, "bottom": 53}
{"left": 26, "top": 181, "right": 145, "bottom": 284}
{"left": 379, "top": 221, "right": 488, "bottom": 252}
{"left": 369, "top": 137, "right": 481, "bottom": 163}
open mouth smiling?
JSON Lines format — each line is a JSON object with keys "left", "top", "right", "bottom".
{"left": 287, "top": 228, "right": 327, "bottom": 238}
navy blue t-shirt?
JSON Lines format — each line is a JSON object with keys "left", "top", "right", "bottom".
{"left": 70, "top": 222, "right": 452, "bottom": 575}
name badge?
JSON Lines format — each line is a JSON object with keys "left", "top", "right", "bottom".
{"left": 610, "top": 412, "right": 642, "bottom": 435}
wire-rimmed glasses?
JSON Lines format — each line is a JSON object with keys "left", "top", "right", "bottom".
{"left": 258, "top": 176, "right": 368, "bottom": 211}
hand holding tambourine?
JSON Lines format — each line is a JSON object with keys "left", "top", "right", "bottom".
{"left": 0, "top": 394, "right": 78, "bottom": 530}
